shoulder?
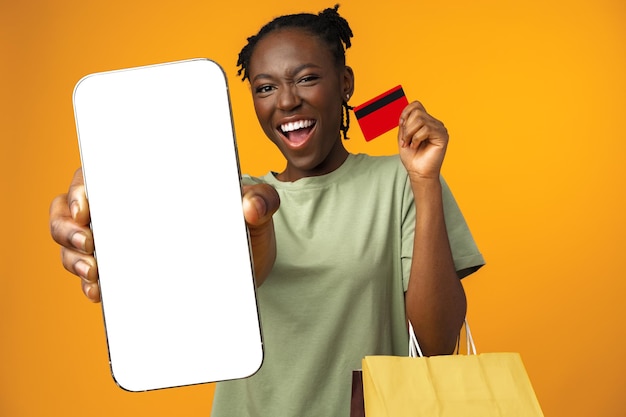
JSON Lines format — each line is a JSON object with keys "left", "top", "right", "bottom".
{"left": 241, "top": 174, "right": 271, "bottom": 186}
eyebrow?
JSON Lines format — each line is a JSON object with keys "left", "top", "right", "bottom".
{"left": 251, "top": 63, "right": 323, "bottom": 83}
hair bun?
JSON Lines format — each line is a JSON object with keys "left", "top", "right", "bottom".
{"left": 318, "top": 4, "right": 352, "bottom": 50}
{"left": 319, "top": 4, "right": 341, "bottom": 18}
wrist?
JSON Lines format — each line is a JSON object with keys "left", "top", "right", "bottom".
{"left": 409, "top": 174, "right": 442, "bottom": 195}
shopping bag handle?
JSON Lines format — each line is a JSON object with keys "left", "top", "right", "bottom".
{"left": 408, "top": 319, "right": 477, "bottom": 358}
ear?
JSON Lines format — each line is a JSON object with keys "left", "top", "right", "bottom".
{"left": 342, "top": 66, "right": 355, "bottom": 101}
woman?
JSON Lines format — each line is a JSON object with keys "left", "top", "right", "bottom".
{"left": 50, "top": 5, "right": 484, "bottom": 416}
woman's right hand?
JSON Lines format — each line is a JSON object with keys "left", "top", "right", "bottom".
{"left": 49, "top": 168, "right": 281, "bottom": 301}
{"left": 49, "top": 168, "right": 100, "bottom": 302}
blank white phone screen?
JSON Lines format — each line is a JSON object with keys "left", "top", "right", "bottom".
{"left": 73, "top": 59, "right": 262, "bottom": 392}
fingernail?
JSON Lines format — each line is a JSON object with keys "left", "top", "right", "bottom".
{"left": 84, "top": 283, "right": 92, "bottom": 299}
{"left": 252, "top": 196, "right": 267, "bottom": 217}
{"left": 70, "top": 201, "right": 80, "bottom": 220}
{"left": 244, "top": 195, "right": 266, "bottom": 218}
{"left": 75, "top": 260, "right": 91, "bottom": 280}
{"left": 71, "top": 232, "right": 86, "bottom": 251}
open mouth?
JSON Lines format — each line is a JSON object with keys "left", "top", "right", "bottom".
{"left": 279, "top": 119, "right": 316, "bottom": 146}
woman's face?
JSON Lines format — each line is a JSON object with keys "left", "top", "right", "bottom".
{"left": 248, "top": 28, "right": 354, "bottom": 182}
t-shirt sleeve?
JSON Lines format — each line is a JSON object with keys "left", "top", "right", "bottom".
{"left": 241, "top": 174, "right": 266, "bottom": 186}
{"left": 440, "top": 177, "right": 485, "bottom": 278}
{"left": 401, "top": 176, "right": 485, "bottom": 291}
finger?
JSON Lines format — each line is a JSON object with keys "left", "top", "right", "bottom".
{"left": 49, "top": 194, "right": 95, "bottom": 254}
{"left": 399, "top": 110, "right": 426, "bottom": 148}
{"left": 401, "top": 107, "right": 448, "bottom": 148}
{"left": 408, "top": 122, "right": 450, "bottom": 150}
{"left": 242, "top": 184, "right": 280, "bottom": 226}
{"left": 81, "top": 280, "right": 101, "bottom": 303}
{"left": 61, "top": 247, "right": 99, "bottom": 283}
{"left": 409, "top": 124, "right": 435, "bottom": 150}
{"left": 67, "top": 168, "right": 91, "bottom": 226}
{"left": 61, "top": 247, "right": 101, "bottom": 303}
{"left": 399, "top": 100, "right": 426, "bottom": 124}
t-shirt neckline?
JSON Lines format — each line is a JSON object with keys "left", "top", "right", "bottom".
{"left": 263, "top": 153, "right": 360, "bottom": 189}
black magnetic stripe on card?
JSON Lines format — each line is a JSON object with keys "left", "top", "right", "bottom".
{"left": 354, "top": 87, "right": 406, "bottom": 119}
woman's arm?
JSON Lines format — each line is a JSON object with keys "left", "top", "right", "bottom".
{"left": 398, "top": 101, "right": 466, "bottom": 356}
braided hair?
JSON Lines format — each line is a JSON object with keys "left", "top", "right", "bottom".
{"left": 236, "top": 4, "right": 355, "bottom": 139}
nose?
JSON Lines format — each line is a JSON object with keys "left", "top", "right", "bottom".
{"left": 276, "top": 85, "right": 301, "bottom": 111}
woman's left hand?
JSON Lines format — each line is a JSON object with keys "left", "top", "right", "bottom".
{"left": 398, "top": 101, "right": 449, "bottom": 181}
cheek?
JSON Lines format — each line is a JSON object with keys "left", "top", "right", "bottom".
{"left": 252, "top": 100, "right": 271, "bottom": 127}
{"left": 252, "top": 99, "right": 281, "bottom": 142}
{"left": 251, "top": 97, "right": 264, "bottom": 118}
{"left": 318, "top": 88, "right": 344, "bottom": 119}
{"left": 324, "top": 98, "right": 344, "bottom": 128}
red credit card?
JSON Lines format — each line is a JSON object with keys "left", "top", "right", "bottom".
{"left": 353, "top": 85, "right": 409, "bottom": 141}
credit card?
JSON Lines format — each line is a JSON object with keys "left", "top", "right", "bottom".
{"left": 353, "top": 85, "right": 409, "bottom": 141}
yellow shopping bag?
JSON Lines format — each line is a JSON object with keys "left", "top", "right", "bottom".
{"left": 361, "top": 322, "right": 544, "bottom": 417}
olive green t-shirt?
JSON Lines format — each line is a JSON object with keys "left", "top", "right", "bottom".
{"left": 211, "top": 153, "right": 484, "bottom": 417}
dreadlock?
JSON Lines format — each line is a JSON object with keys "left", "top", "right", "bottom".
{"left": 236, "top": 4, "right": 355, "bottom": 139}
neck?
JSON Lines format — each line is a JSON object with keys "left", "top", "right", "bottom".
{"left": 277, "top": 139, "right": 349, "bottom": 182}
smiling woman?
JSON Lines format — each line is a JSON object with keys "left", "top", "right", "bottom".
{"left": 48, "top": 4, "right": 484, "bottom": 417}
{"left": 212, "top": 5, "right": 484, "bottom": 417}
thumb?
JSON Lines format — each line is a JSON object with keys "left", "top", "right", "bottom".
{"left": 68, "top": 168, "right": 91, "bottom": 226}
{"left": 242, "top": 184, "right": 280, "bottom": 227}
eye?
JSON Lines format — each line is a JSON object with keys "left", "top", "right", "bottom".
{"left": 298, "top": 75, "right": 320, "bottom": 84}
{"left": 254, "top": 84, "right": 275, "bottom": 95}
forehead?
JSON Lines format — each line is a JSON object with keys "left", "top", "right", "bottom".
{"left": 248, "top": 28, "right": 336, "bottom": 78}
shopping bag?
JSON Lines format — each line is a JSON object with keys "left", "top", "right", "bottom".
{"left": 350, "top": 370, "right": 365, "bottom": 417}
{"left": 361, "top": 321, "right": 544, "bottom": 417}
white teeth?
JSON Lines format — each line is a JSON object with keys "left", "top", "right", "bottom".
{"left": 280, "top": 120, "right": 314, "bottom": 133}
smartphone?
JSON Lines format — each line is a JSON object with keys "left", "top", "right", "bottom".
{"left": 73, "top": 58, "right": 263, "bottom": 391}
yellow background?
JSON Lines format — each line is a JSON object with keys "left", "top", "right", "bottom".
{"left": 2, "top": 0, "right": 625, "bottom": 415}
